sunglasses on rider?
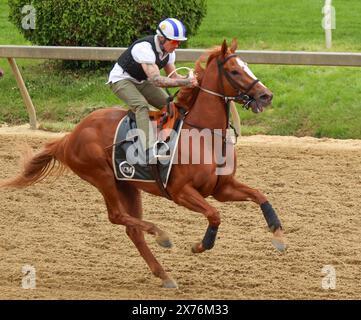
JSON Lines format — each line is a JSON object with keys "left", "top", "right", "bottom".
{"left": 167, "top": 39, "right": 181, "bottom": 45}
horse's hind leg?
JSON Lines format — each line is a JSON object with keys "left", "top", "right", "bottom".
{"left": 76, "top": 168, "right": 177, "bottom": 287}
{"left": 213, "top": 177, "right": 286, "bottom": 252}
{"left": 74, "top": 164, "right": 177, "bottom": 287}
{"left": 63, "top": 140, "right": 166, "bottom": 239}
{"left": 115, "top": 182, "right": 178, "bottom": 288}
{"left": 73, "top": 166, "right": 153, "bottom": 228}
{"left": 62, "top": 128, "right": 176, "bottom": 287}
{"left": 174, "top": 184, "right": 221, "bottom": 254}
{"left": 62, "top": 127, "right": 164, "bottom": 238}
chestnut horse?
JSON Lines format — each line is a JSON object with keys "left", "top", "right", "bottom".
{"left": 0, "top": 39, "right": 286, "bottom": 288}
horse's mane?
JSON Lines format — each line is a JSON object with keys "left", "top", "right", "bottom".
{"left": 176, "top": 46, "right": 226, "bottom": 109}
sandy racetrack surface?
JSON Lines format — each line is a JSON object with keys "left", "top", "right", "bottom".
{"left": 0, "top": 127, "right": 360, "bottom": 299}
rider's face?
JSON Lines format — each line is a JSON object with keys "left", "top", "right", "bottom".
{"left": 162, "top": 39, "right": 181, "bottom": 53}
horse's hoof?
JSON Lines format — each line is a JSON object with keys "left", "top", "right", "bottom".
{"left": 191, "top": 242, "right": 206, "bottom": 254}
{"left": 162, "top": 278, "right": 178, "bottom": 289}
{"left": 271, "top": 236, "right": 287, "bottom": 252}
{"left": 156, "top": 232, "right": 173, "bottom": 248}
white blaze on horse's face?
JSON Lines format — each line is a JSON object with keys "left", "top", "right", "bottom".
{"left": 236, "top": 58, "right": 266, "bottom": 88}
{"left": 234, "top": 57, "right": 273, "bottom": 113}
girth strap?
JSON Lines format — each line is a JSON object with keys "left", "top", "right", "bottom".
{"left": 150, "top": 164, "right": 172, "bottom": 200}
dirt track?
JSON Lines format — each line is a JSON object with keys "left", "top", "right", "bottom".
{"left": 0, "top": 127, "right": 360, "bottom": 299}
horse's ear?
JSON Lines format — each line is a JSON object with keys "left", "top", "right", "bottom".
{"left": 221, "top": 39, "right": 228, "bottom": 57}
{"left": 230, "top": 38, "right": 237, "bottom": 53}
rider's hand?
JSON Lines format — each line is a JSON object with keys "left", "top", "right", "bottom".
{"left": 186, "top": 71, "right": 198, "bottom": 88}
{"left": 188, "top": 76, "right": 198, "bottom": 88}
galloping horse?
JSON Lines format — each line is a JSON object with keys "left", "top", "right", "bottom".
{"left": 0, "top": 39, "right": 286, "bottom": 288}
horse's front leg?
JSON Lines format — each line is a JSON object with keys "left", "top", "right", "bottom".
{"left": 174, "top": 184, "right": 221, "bottom": 254}
{"left": 213, "top": 178, "right": 286, "bottom": 252}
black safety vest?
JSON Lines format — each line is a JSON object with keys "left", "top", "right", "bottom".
{"left": 117, "top": 36, "right": 170, "bottom": 81}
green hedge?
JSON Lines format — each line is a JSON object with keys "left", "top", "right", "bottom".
{"left": 8, "top": 0, "right": 207, "bottom": 47}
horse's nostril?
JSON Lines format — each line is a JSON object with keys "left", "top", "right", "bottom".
{"left": 260, "top": 94, "right": 273, "bottom": 102}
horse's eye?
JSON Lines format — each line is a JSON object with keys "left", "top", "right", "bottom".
{"left": 230, "top": 70, "right": 239, "bottom": 75}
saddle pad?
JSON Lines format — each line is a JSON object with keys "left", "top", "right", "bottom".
{"left": 112, "top": 115, "right": 183, "bottom": 187}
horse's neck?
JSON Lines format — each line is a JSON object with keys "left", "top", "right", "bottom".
{"left": 185, "top": 76, "right": 227, "bottom": 130}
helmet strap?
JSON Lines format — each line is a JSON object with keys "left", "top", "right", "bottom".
{"left": 157, "top": 27, "right": 168, "bottom": 39}
{"left": 156, "top": 30, "right": 167, "bottom": 51}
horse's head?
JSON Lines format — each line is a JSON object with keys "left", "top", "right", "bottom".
{"left": 177, "top": 39, "right": 273, "bottom": 113}
{"left": 210, "top": 39, "right": 273, "bottom": 113}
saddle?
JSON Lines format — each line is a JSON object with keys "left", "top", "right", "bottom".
{"left": 112, "top": 102, "right": 185, "bottom": 199}
{"left": 127, "top": 102, "right": 182, "bottom": 141}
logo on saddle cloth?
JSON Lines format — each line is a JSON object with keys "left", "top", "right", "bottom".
{"left": 112, "top": 103, "right": 183, "bottom": 186}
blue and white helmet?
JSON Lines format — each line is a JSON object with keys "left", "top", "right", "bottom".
{"left": 156, "top": 18, "right": 187, "bottom": 41}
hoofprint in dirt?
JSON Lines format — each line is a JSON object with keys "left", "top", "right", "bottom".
{"left": 0, "top": 129, "right": 360, "bottom": 299}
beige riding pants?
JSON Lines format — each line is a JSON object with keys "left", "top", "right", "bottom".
{"left": 110, "top": 80, "right": 169, "bottom": 150}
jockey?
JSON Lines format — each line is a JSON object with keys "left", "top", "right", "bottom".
{"left": 108, "top": 18, "right": 198, "bottom": 162}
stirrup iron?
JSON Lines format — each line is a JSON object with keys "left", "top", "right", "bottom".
{"left": 152, "top": 140, "right": 171, "bottom": 161}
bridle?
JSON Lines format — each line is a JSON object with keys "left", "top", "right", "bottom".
{"left": 199, "top": 54, "right": 259, "bottom": 110}
{"left": 219, "top": 54, "right": 259, "bottom": 107}
{"left": 184, "top": 54, "right": 260, "bottom": 135}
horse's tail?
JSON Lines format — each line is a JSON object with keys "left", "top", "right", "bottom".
{"left": 0, "top": 135, "right": 69, "bottom": 189}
